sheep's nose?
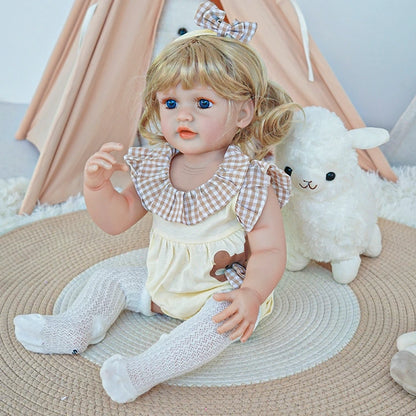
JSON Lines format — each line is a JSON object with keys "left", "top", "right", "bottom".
{"left": 300, "top": 180, "right": 318, "bottom": 190}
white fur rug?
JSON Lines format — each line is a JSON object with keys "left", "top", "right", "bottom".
{"left": 0, "top": 177, "right": 86, "bottom": 236}
{"left": 1, "top": 167, "right": 415, "bottom": 236}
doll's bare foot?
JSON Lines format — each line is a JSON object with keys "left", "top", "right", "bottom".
{"left": 14, "top": 313, "right": 107, "bottom": 354}
{"left": 390, "top": 350, "right": 416, "bottom": 396}
{"left": 101, "top": 355, "right": 141, "bottom": 403}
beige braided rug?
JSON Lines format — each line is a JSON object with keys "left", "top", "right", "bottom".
{"left": 1, "top": 211, "right": 416, "bottom": 415}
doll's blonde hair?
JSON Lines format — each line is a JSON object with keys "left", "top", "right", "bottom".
{"left": 139, "top": 30, "right": 298, "bottom": 160}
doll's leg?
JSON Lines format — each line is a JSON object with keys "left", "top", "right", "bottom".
{"left": 14, "top": 267, "right": 150, "bottom": 355}
{"left": 100, "top": 296, "right": 233, "bottom": 403}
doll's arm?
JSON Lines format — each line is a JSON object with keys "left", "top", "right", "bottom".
{"left": 213, "top": 186, "right": 286, "bottom": 342}
{"left": 84, "top": 142, "right": 147, "bottom": 235}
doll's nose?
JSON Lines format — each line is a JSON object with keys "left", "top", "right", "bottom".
{"left": 177, "top": 107, "right": 193, "bottom": 121}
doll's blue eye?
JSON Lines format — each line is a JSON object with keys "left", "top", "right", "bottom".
{"left": 198, "top": 99, "right": 212, "bottom": 109}
{"left": 165, "top": 99, "right": 177, "bottom": 109}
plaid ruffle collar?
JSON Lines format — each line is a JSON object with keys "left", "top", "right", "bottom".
{"left": 125, "top": 144, "right": 251, "bottom": 225}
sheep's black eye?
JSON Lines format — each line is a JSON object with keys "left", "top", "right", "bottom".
{"left": 326, "top": 172, "right": 336, "bottom": 181}
{"left": 284, "top": 166, "right": 293, "bottom": 176}
{"left": 177, "top": 27, "right": 188, "bottom": 36}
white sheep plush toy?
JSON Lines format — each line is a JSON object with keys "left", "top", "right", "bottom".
{"left": 274, "top": 106, "right": 389, "bottom": 284}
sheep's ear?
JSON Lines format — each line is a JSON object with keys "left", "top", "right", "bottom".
{"left": 345, "top": 127, "right": 389, "bottom": 150}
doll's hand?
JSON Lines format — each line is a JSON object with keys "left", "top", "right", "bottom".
{"left": 212, "top": 287, "right": 261, "bottom": 343}
{"left": 84, "top": 142, "right": 128, "bottom": 190}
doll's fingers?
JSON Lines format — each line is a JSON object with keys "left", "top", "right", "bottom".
{"left": 239, "top": 323, "right": 256, "bottom": 343}
{"left": 85, "top": 156, "right": 112, "bottom": 172}
{"left": 92, "top": 159, "right": 113, "bottom": 170}
{"left": 93, "top": 151, "right": 119, "bottom": 165}
{"left": 229, "top": 321, "right": 249, "bottom": 341}
{"left": 212, "top": 302, "right": 237, "bottom": 324}
{"left": 100, "top": 142, "right": 124, "bottom": 153}
{"left": 113, "top": 162, "right": 129, "bottom": 172}
{"left": 89, "top": 154, "right": 125, "bottom": 171}
{"left": 213, "top": 291, "right": 233, "bottom": 301}
{"left": 216, "top": 313, "right": 242, "bottom": 335}
{"left": 86, "top": 164, "right": 99, "bottom": 173}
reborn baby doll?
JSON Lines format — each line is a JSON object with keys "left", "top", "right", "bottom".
{"left": 14, "top": 1, "right": 297, "bottom": 403}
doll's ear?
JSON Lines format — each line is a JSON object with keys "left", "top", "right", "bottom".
{"left": 236, "top": 99, "right": 255, "bottom": 129}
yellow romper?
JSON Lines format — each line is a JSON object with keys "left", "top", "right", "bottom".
{"left": 125, "top": 144, "right": 291, "bottom": 321}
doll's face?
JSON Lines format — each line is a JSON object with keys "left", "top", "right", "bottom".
{"left": 156, "top": 83, "right": 247, "bottom": 156}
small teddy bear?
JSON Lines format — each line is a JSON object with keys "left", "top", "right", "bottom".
{"left": 274, "top": 106, "right": 389, "bottom": 284}
{"left": 391, "top": 331, "right": 416, "bottom": 395}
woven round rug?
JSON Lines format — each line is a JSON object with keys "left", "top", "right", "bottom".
{"left": 1, "top": 211, "right": 416, "bottom": 415}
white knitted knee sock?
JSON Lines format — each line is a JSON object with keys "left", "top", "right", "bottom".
{"left": 14, "top": 267, "right": 150, "bottom": 354}
{"left": 100, "top": 296, "right": 233, "bottom": 403}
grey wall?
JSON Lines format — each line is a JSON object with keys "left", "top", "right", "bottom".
{"left": 0, "top": 0, "right": 73, "bottom": 103}
{"left": 295, "top": 0, "right": 416, "bottom": 130}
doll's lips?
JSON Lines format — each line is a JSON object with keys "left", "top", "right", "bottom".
{"left": 177, "top": 127, "right": 197, "bottom": 139}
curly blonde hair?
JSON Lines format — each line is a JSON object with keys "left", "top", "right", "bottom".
{"left": 139, "top": 30, "right": 299, "bottom": 160}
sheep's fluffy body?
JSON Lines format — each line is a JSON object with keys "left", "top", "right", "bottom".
{"left": 282, "top": 184, "right": 377, "bottom": 262}
{"left": 275, "top": 106, "right": 382, "bottom": 265}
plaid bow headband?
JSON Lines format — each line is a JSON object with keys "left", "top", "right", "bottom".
{"left": 194, "top": 1, "right": 257, "bottom": 43}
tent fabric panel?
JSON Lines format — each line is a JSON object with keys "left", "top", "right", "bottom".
{"left": 18, "top": 0, "right": 165, "bottom": 214}
{"left": 18, "top": 0, "right": 111, "bottom": 213}
{"left": 15, "top": 0, "right": 93, "bottom": 142}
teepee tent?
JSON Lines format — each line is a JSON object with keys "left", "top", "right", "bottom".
{"left": 16, "top": 0, "right": 396, "bottom": 214}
